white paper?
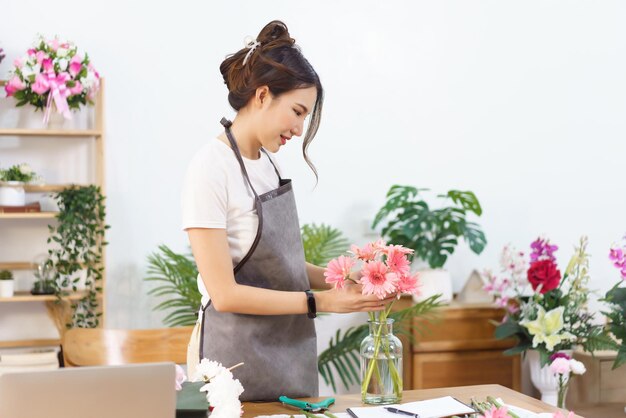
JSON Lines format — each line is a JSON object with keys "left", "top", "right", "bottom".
{"left": 255, "top": 414, "right": 352, "bottom": 418}
{"left": 346, "top": 396, "right": 475, "bottom": 418}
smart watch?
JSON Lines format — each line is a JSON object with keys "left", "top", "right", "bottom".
{"left": 304, "top": 289, "right": 316, "bottom": 319}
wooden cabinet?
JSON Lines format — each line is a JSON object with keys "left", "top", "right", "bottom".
{"left": 400, "top": 302, "right": 521, "bottom": 390}
{"left": 569, "top": 350, "right": 626, "bottom": 406}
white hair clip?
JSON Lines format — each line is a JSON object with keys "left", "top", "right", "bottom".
{"left": 243, "top": 35, "right": 261, "bottom": 66}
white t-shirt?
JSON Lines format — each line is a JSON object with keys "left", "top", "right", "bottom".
{"left": 181, "top": 137, "right": 281, "bottom": 306}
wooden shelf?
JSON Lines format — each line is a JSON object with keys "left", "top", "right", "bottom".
{"left": 24, "top": 184, "right": 89, "bottom": 193}
{"left": 0, "top": 78, "right": 107, "bottom": 349}
{"left": 0, "top": 338, "right": 60, "bottom": 348}
{"left": 0, "top": 212, "right": 58, "bottom": 219}
{"left": 0, "top": 129, "right": 101, "bottom": 137}
{"left": 0, "top": 262, "right": 36, "bottom": 270}
{"left": 0, "top": 291, "right": 88, "bottom": 303}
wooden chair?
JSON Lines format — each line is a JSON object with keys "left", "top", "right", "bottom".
{"left": 62, "top": 327, "right": 193, "bottom": 367}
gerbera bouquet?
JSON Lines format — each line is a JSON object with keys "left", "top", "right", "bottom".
{"left": 324, "top": 239, "right": 421, "bottom": 402}
{"left": 4, "top": 36, "right": 100, "bottom": 124}
{"left": 484, "top": 236, "right": 617, "bottom": 366}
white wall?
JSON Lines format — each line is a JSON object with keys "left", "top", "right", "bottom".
{"left": 1, "top": 0, "right": 625, "bottom": 394}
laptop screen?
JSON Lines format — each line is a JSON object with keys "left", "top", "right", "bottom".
{"left": 0, "top": 362, "right": 176, "bottom": 418}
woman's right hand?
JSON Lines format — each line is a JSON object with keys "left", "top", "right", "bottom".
{"left": 316, "top": 282, "right": 396, "bottom": 313}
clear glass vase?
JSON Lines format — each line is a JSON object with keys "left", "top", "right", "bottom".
{"left": 360, "top": 318, "right": 403, "bottom": 404}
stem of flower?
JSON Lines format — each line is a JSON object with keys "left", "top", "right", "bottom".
{"left": 227, "top": 362, "right": 244, "bottom": 372}
{"left": 362, "top": 311, "right": 386, "bottom": 398}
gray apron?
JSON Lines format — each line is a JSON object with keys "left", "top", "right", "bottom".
{"left": 199, "top": 118, "right": 318, "bottom": 401}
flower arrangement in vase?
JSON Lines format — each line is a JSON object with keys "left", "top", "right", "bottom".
{"left": 324, "top": 239, "right": 430, "bottom": 404}
{"left": 484, "top": 236, "right": 619, "bottom": 407}
{"left": 4, "top": 36, "right": 100, "bottom": 125}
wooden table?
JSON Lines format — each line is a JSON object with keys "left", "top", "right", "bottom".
{"left": 242, "top": 384, "right": 583, "bottom": 417}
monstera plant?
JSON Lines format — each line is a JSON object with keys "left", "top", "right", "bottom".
{"left": 372, "top": 185, "right": 487, "bottom": 269}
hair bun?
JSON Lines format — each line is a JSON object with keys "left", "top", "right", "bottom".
{"left": 257, "top": 20, "right": 295, "bottom": 47}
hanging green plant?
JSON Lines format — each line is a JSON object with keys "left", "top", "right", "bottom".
{"left": 46, "top": 185, "right": 108, "bottom": 328}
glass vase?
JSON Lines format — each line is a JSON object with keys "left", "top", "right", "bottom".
{"left": 360, "top": 318, "right": 403, "bottom": 404}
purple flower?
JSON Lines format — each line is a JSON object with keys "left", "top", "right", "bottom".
{"left": 530, "top": 237, "right": 558, "bottom": 262}
{"left": 609, "top": 240, "right": 626, "bottom": 280}
{"left": 550, "top": 352, "right": 571, "bottom": 362}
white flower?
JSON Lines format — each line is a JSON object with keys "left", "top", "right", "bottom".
{"left": 194, "top": 357, "right": 244, "bottom": 416}
{"left": 21, "top": 63, "right": 40, "bottom": 78}
{"left": 204, "top": 372, "right": 244, "bottom": 407}
{"left": 209, "top": 400, "right": 242, "bottom": 418}
{"left": 57, "top": 58, "right": 68, "bottom": 71}
{"left": 56, "top": 47, "right": 68, "bottom": 58}
{"left": 500, "top": 244, "right": 527, "bottom": 277}
{"left": 81, "top": 71, "right": 98, "bottom": 89}
{"left": 193, "top": 359, "right": 225, "bottom": 382}
{"left": 19, "top": 164, "right": 33, "bottom": 175}
{"left": 570, "top": 359, "right": 586, "bottom": 375}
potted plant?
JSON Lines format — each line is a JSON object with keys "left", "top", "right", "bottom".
{"left": 31, "top": 260, "right": 56, "bottom": 295}
{"left": 0, "top": 270, "right": 15, "bottom": 297}
{"left": 372, "top": 185, "right": 487, "bottom": 302}
{"left": 46, "top": 185, "right": 108, "bottom": 328}
{"left": 0, "top": 163, "right": 40, "bottom": 206}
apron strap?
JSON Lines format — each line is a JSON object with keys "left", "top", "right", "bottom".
{"left": 260, "top": 148, "right": 283, "bottom": 182}
{"left": 220, "top": 118, "right": 261, "bottom": 199}
{"left": 219, "top": 118, "right": 264, "bottom": 275}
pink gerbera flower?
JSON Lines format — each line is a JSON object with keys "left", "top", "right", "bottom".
{"left": 350, "top": 243, "right": 378, "bottom": 261}
{"left": 479, "top": 406, "right": 509, "bottom": 418}
{"left": 396, "top": 272, "right": 420, "bottom": 295}
{"left": 324, "top": 255, "right": 354, "bottom": 289}
{"left": 360, "top": 260, "right": 398, "bottom": 299}
{"left": 384, "top": 246, "right": 411, "bottom": 276}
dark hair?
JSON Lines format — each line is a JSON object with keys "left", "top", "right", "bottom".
{"left": 220, "top": 20, "right": 323, "bottom": 179}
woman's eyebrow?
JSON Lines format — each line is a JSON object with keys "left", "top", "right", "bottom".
{"left": 295, "top": 103, "right": 309, "bottom": 114}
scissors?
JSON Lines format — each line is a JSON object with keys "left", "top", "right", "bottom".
{"left": 278, "top": 395, "right": 335, "bottom": 413}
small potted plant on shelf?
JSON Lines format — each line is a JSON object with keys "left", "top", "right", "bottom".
{"left": 0, "top": 163, "right": 40, "bottom": 206}
{"left": 0, "top": 270, "right": 15, "bottom": 297}
{"left": 372, "top": 185, "right": 487, "bottom": 302}
{"left": 31, "top": 261, "right": 56, "bottom": 295}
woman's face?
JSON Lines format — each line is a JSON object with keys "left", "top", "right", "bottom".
{"left": 256, "top": 86, "right": 317, "bottom": 153}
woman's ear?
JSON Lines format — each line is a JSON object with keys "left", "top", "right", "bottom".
{"left": 254, "top": 85, "right": 271, "bottom": 107}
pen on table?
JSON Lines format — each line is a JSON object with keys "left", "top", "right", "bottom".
{"left": 384, "top": 406, "right": 420, "bottom": 418}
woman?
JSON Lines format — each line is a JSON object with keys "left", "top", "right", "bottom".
{"left": 182, "top": 20, "right": 393, "bottom": 401}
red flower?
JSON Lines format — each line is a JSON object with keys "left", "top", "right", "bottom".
{"left": 527, "top": 259, "right": 561, "bottom": 293}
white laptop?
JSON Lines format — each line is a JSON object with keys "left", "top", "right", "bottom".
{"left": 0, "top": 362, "right": 176, "bottom": 418}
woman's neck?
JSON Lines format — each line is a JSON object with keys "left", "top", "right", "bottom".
{"left": 226, "top": 113, "right": 262, "bottom": 160}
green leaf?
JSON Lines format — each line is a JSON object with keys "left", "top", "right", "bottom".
{"left": 143, "top": 244, "right": 200, "bottom": 327}
{"left": 373, "top": 185, "right": 485, "bottom": 268}
{"left": 301, "top": 224, "right": 349, "bottom": 267}
{"left": 447, "top": 190, "right": 483, "bottom": 216}
{"left": 495, "top": 320, "right": 524, "bottom": 340}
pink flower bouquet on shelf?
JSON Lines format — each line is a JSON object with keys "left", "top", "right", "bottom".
{"left": 325, "top": 239, "right": 429, "bottom": 404}
{"left": 4, "top": 35, "right": 100, "bottom": 124}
